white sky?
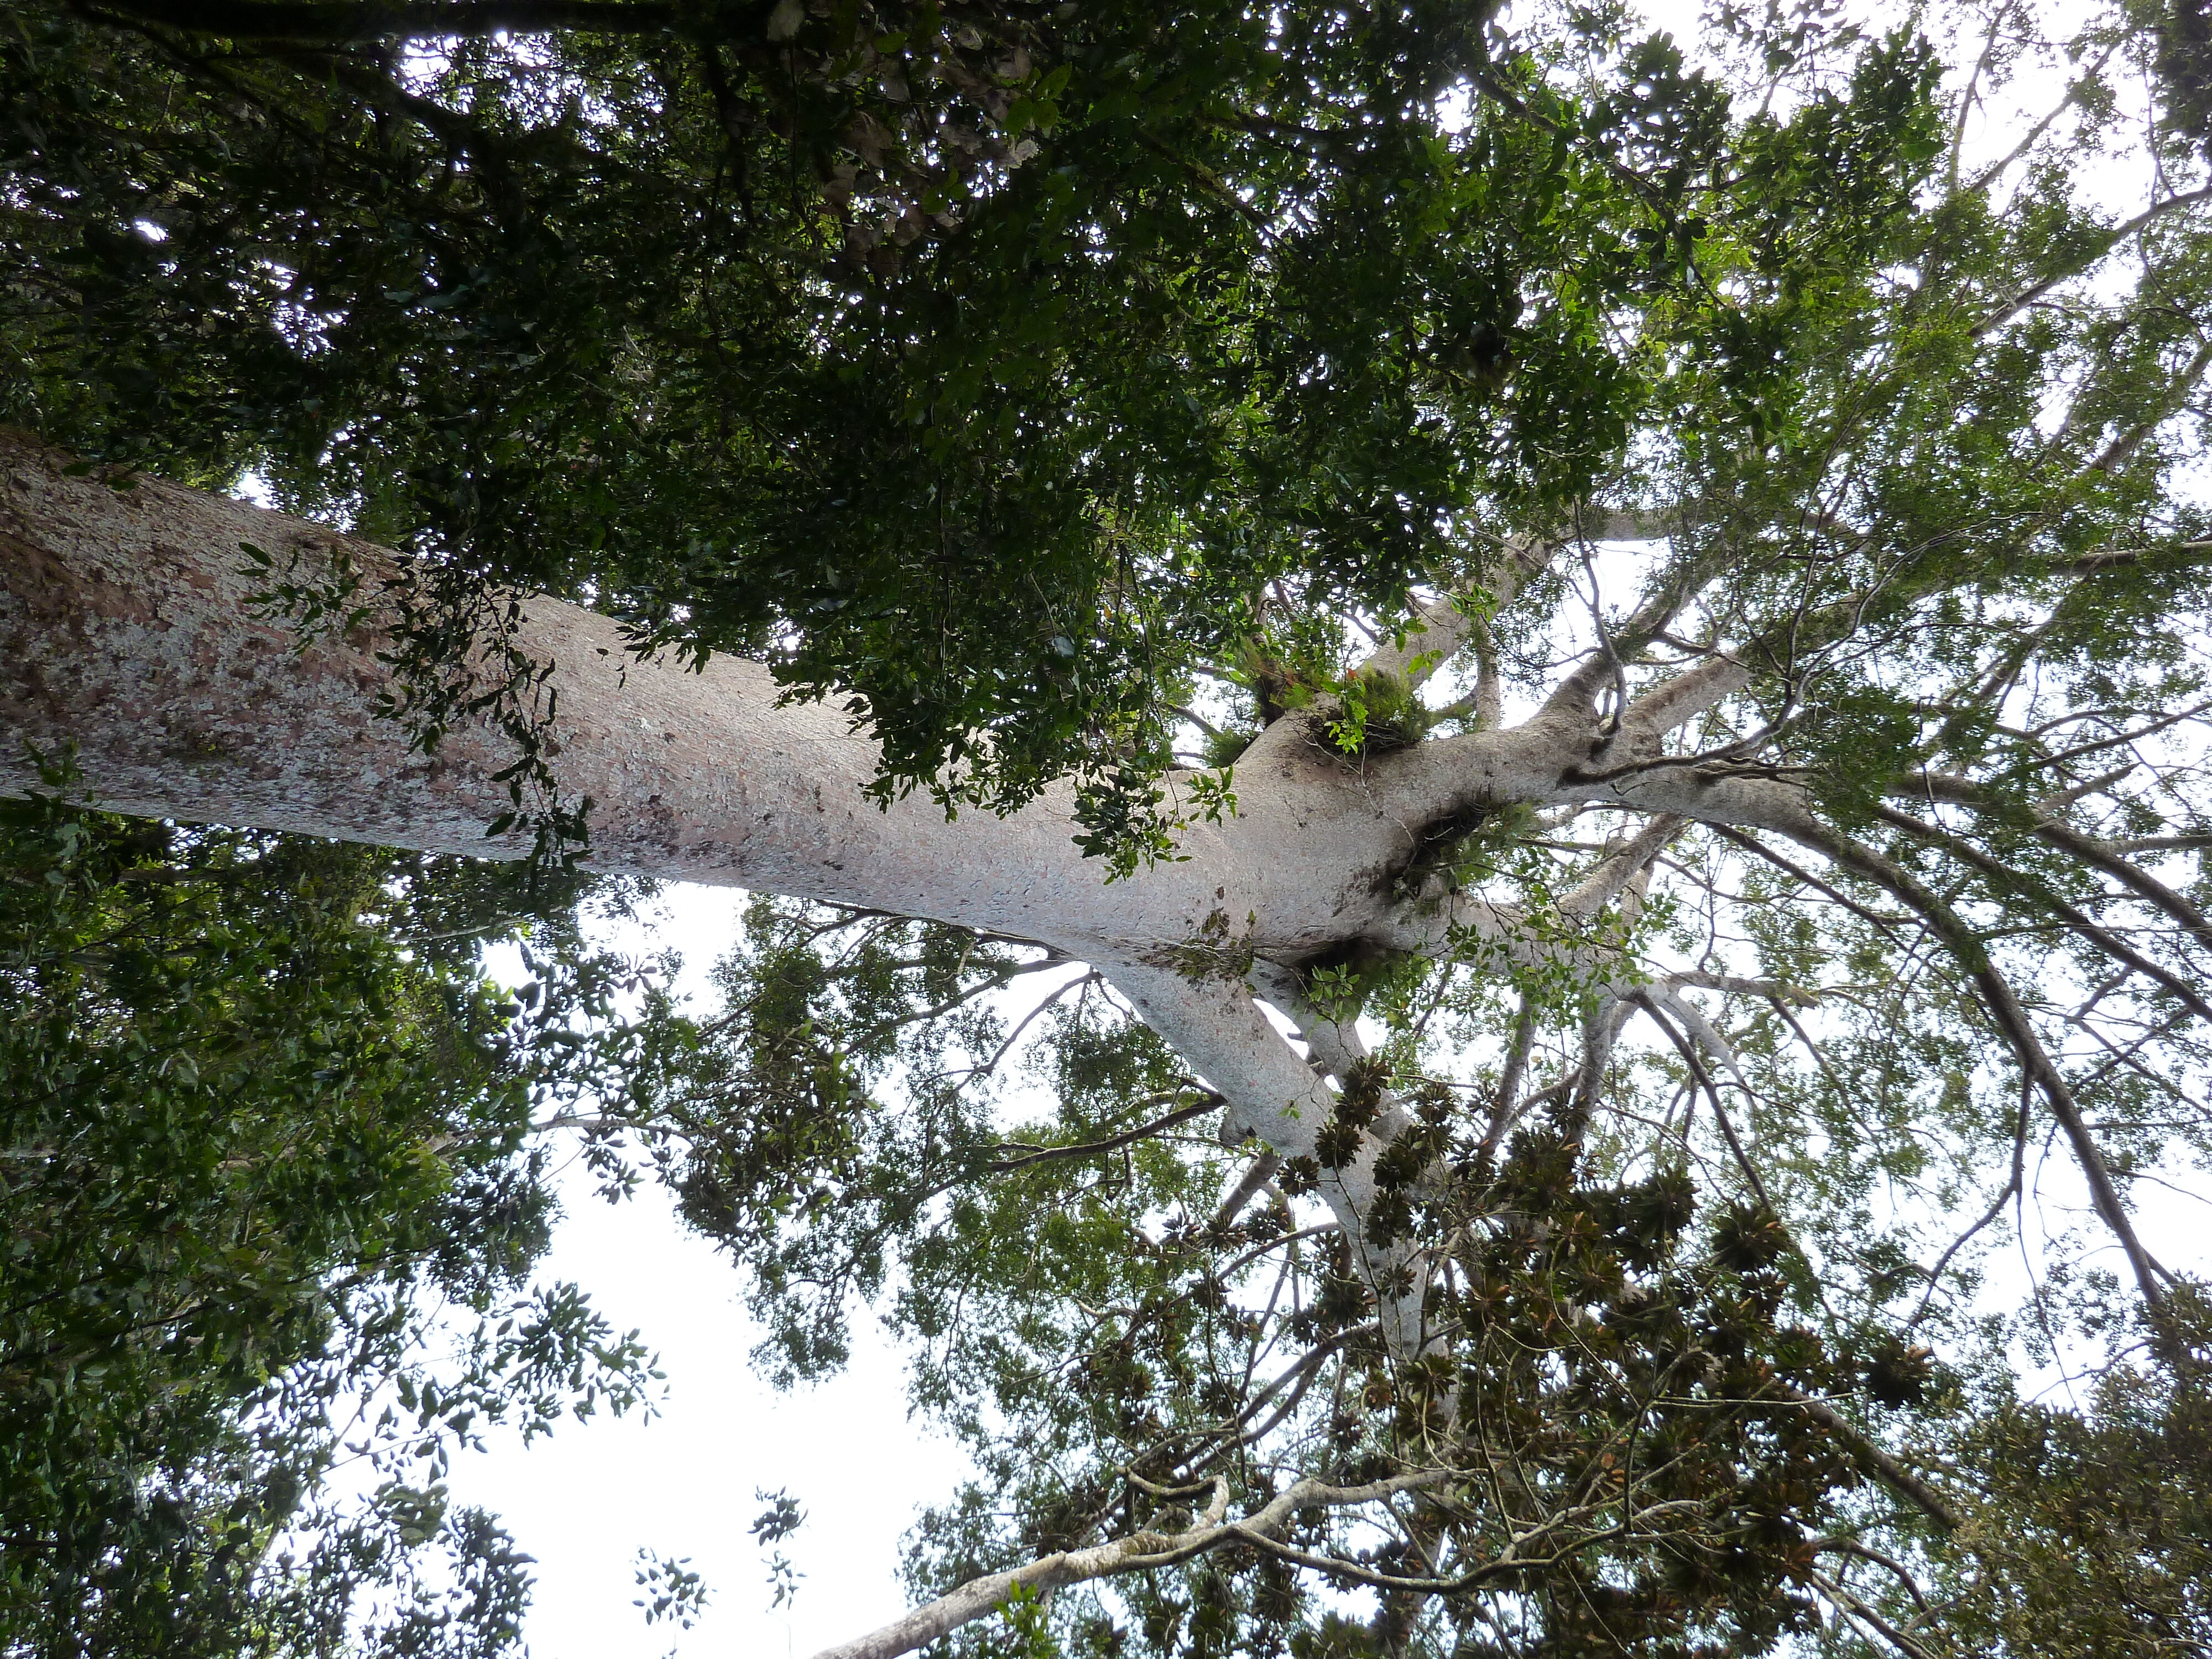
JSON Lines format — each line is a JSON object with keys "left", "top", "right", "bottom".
{"left": 454, "top": 891, "right": 985, "bottom": 1659}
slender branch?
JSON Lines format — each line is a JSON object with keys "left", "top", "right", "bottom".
{"left": 1211, "top": 1150, "right": 1285, "bottom": 1230}
{"left": 806, "top": 1470, "right": 1448, "bottom": 1659}
{"left": 1788, "top": 818, "right": 2173, "bottom": 1318}
{"left": 2030, "top": 817, "right": 2212, "bottom": 957}
{"left": 1708, "top": 825, "right": 1914, "bottom": 941}
{"left": 1959, "top": 33, "right": 2121, "bottom": 195}
{"left": 1809, "top": 1537, "right": 1932, "bottom": 1611}
{"left": 954, "top": 971, "right": 1099, "bottom": 1085}
{"left": 1910, "top": 1077, "right": 2030, "bottom": 1329}
{"left": 1971, "top": 186, "right": 2212, "bottom": 337}
{"left": 1633, "top": 991, "right": 1773, "bottom": 1213}
{"left": 1805, "top": 1566, "right": 1943, "bottom": 1659}
{"left": 2088, "top": 335, "right": 2212, "bottom": 473}
{"left": 1486, "top": 995, "right": 1538, "bottom": 1150}
{"left": 1760, "top": 1383, "right": 1959, "bottom": 1531}
{"left": 1945, "top": 0, "right": 2016, "bottom": 192}
{"left": 1870, "top": 803, "right": 2212, "bottom": 1025}
{"left": 1910, "top": 771, "right": 2212, "bottom": 951}
{"left": 987, "top": 1092, "right": 1223, "bottom": 1173}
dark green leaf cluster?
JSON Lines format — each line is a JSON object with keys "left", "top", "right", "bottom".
{"left": 591, "top": 895, "right": 1061, "bottom": 1381}
{"left": 0, "top": 0, "right": 1703, "bottom": 854}
{"left": 1930, "top": 1288, "right": 2212, "bottom": 1655}
{"left": 889, "top": 1095, "right": 1887, "bottom": 1658}
{"left": 0, "top": 768, "right": 672, "bottom": 1655}
{"left": 589, "top": 902, "right": 1944, "bottom": 1656}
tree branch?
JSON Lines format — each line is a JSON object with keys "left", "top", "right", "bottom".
{"left": 807, "top": 1470, "right": 1447, "bottom": 1659}
{"left": 1761, "top": 1383, "right": 1959, "bottom": 1531}
{"left": 1787, "top": 818, "right": 2174, "bottom": 1318}
{"left": 1870, "top": 803, "right": 2212, "bottom": 1023}
{"left": 987, "top": 1092, "right": 1223, "bottom": 1173}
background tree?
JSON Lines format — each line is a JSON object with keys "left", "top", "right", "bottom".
{"left": 7, "top": 0, "right": 2212, "bottom": 1656}
{"left": 1, "top": 769, "right": 692, "bottom": 1655}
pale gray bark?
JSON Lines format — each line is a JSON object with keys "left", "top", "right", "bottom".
{"left": 3, "top": 432, "right": 1702, "bottom": 956}
{"left": 0, "top": 432, "right": 1817, "bottom": 962}
{"left": 0, "top": 430, "right": 1812, "bottom": 1357}
{"left": 807, "top": 1472, "right": 1444, "bottom": 1659}
{"left": 0, "top": 427, "right": 1775, "bottom": 1092}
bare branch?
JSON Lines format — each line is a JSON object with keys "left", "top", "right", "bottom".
{"left": 807, "top": 1470, "right": 1448, "bottom": 1659}
{"left": 987, "top": 1091, "right": 1224, "bottom": 1173}
{"left": 1788, "top": 818, "right": 2174, "bottom": 1319}
{"left": 1211, "top": 1150, "right": 1285, "bottom": 1230}
{"left": 1804, "top": 1565, "right": 1944, "bottom": 1659}
{"left": 1633, "top": 990, "right": 1773, "bottom": 1214}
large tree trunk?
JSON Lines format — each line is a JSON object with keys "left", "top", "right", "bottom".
{"left": 1, "top": 426, "right": 1525, "bottom": 1365}
{"left": 1, "top": 427, "right": 1142, "bottom": 935}
{"left": 0, "top": 430, "right": 1792, "bottom": 952}
{"left": 0, "top": 426, "right": 1803, "bottom": 1290}
{"left": 0, "top": 429, "right": 1848, "bottom": 1287}
{"left": 2, "top": 428, "right": 1483, "bottom": 958}
{"left": 13, "top": 427, "right": 2177, "bottom": 1659}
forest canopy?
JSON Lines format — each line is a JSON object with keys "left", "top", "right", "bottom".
{"left": 6, "top": 0, "right": 2212, "bottom": 1656}
{"left": 6, "top": 0, "right": 1807, "bottom": 847}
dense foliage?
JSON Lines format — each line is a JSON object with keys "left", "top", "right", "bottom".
{"left": 618, "top": 887, "right": 2211, "bottom": 1658}
{"left": 0, "top": 0, "right": 1699, "bottom": 846}
{"left": 8, "top": 0, "right": 2212, "bottom": 1656}
{"left": 0, "top": 770, "right": 680, "bottom": 1656}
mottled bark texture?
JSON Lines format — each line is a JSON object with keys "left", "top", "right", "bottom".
{"left": 0, "top": 422, "right": 1803, "bottom": 1298}
{"left": 0, "top": 430, "right": 1783, "bottom": 956}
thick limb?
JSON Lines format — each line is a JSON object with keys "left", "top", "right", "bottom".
{"left": 1108, "top": 964, "right": 1433, "bottom": 1361}
{"left": 0, "top": 430, "right": 1534, "bottom": 982}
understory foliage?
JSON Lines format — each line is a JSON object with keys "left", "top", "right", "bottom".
{"left": 8, "top": 0, "right": 2212, "bottom": 1656}
{"left": 0, "top": 773, "right": 684, "bottom": 1656}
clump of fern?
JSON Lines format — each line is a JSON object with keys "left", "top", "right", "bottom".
{"left": 1327, "top": 667, "right": 1434, "bottom": 756}
{"left": 1202, "top": 724, "right": 1258, "bottom": 768}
